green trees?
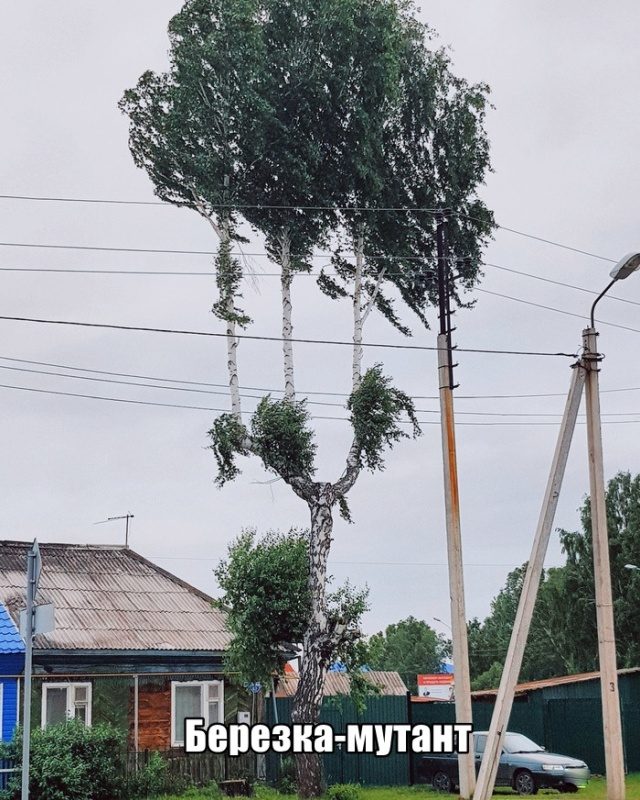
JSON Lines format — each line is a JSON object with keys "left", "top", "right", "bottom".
{"left": 469, "top": 471, "right": 640, "bottom": 689}
{"left": 120, "top": 1, "right": 492, "bottom": 793}
{"left": 365, "top": 616, "right": 449, "bottom": 694}
{"left": 214, "top": 529, "right": 369, "bottom": 689}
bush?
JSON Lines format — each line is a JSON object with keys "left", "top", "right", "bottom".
{"left": 0, "top": 722, "right": 126, "bottom": 800}
{"left": 326, "top": 784, "right": 360, "bottom": 800}
{"left": 274, "top": 758, "right": 296, "bottom": 795}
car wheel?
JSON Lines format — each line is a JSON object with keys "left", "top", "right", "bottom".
{"left": 514, "top": 769, "right": 538, "bottom": 796}
{"left": 432, "top": 771, "right": 453, "bottom": 793}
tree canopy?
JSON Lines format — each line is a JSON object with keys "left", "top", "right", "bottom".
{"left": 469, "top": 471, "right": 640, "bottom": 689}
{"left": 365, "top": 616, "right": 449, "bottom": 694}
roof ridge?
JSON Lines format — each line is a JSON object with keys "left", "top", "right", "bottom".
{"left": 0, "top": 540, "right": 126, "bottom": 550}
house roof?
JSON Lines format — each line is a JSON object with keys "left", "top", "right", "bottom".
{"left": 276, "top": 670, "right": 408, "bottom": 698}
{"left": 471, "top": 667, "right": 640, "bottom": 699}
{"left": 0, "top": 602, "right": 24, "bottom": 654}
{"left": 0, "top": 541, "right": 230, "bottom": 653}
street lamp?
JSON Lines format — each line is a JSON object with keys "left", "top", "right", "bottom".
{"left": 473, "top": 252, "right": 640, "bottom": 800}
{"left": 624, "top": 564, "right": 640, "bottom": 571}
{"left": 583, "top": 250, "right": 640, "bottom": 800}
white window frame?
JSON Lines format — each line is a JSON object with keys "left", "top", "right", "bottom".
{"left": 170, "top": 680, "right": 224, "bottom": 747}
{"left": 41, "top": 682, "right": 92, "bottom": 729}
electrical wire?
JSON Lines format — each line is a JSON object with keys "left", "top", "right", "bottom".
{"left": 2, "top": 361, "right": 640, "bottom": 419}
{"left": 1, "top": 380, "right": 640, "bottom": 425}
{"left": 1, "top": 353, "right": 639, "bottom": 400}
{"left": 0, "top": 315, "right": 578, "bottom": 357}
{"left": 0, "top": 193, "right": 618, "bottom": 263}
{"left": 476, "top": 289, "right": 640, "bottom": 335}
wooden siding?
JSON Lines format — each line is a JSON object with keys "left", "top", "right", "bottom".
{"left": 132, "top": 679, "right": 171, "bottom": 751}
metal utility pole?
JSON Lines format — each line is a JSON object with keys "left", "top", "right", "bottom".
{"left": 583, "top": 326, "right": 625, "bottom": 800}
{"left": 21, "top": 540, "right": 41, "bottom": 800}
{"left": 436, "top": 213, "right": 475, "bottom": 799}
{"left": 473, "top": 363, "right": 586, "bottom": 800}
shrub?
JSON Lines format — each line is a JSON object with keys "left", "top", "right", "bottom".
{"left": 0, "top": 722, "right": 126, "bottom": 800}
{"left": 274, "top": 757, "right": 296, "bottom": 795}
{"left": 326, "top": 784, "right": 360, "bottom": 800}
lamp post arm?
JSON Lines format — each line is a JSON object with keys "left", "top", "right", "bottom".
{"left": 590, "top": 278, "right": 618, "bottom": 328}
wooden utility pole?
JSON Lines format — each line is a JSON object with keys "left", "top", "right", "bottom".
{"left": 473, "top": 363, "right": 586, "bottom": 800}
{"left": 583, "top": 326, "right": 625, "bottom": 800}
{"left": 436, "top": 214, "right": 475, "bottom": 799}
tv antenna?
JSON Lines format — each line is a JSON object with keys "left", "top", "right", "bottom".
{"left": 94, "top": 513, "right": 135, "bottom": 547}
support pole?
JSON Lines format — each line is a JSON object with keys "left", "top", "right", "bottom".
{"left": 438, "top": 333, "right": 475, "bottom": 798}
{"left": 583, "top": 327, "right": 625, "bottom": 800}
{"left": 473, "top": 362, "right": 586, "bottom": 800}
{"left": 21, "top": 547, "right": 37, "bottom": 800}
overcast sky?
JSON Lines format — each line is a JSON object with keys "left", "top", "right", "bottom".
{"left": 1, "top": 2, "right": 639, "bottom": 643}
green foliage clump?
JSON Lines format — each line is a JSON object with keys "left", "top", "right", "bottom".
{"left": 275, "top": 757, "right": 297, "bottom": 795}
{"left": 212, "top": 236, "right": 251, "bottom": 328}
{"left": 250, "top": 397, "right": 316, "bottom": 481}
{"left": 327, "top": 784, "right": 360, "bottom": 800}
{"left": 215, "top": 529, "right": 312, "bottom": 685}
{"left": 365, "top": 616, "right": 448, "bottom": 696}
{"left": 208, "top": 413, "right": 250, "bottom": 486}
{"left": 348, "top": 365, "right": 420, "bottom": 472}
{"left": 127, "top": 751, "right": 192, "bottom": 798}
{"left": 0, "top": 722, "right": 126, "bottom": 800}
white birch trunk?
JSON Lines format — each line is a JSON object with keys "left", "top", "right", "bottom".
{"left": 352, "top": 233, "right": 364, "bottom": 392}
{"left": 226, "top": 314, "right": 241, "bottom": 418}
{"left": 280, "top": 231, "right": 295, "bottom": 400}
{"left": 221, "top": 217, "right": 241, "bottom": 418}
{"left": 291, "top": 483, "right": 335, "bottom": 797}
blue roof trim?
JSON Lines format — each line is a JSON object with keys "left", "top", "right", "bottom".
{"left": 0, "top": 604, "right": 24, "bottom": 654}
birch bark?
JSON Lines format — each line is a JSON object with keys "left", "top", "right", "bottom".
{"left": 352, "top": 233, "right": 365, "bottom": 391}
{"left": 291, "top": 482, "right": 335, "bottom": 798}
{"left": 279, "top": 231, "right": 296, "bottom": 400}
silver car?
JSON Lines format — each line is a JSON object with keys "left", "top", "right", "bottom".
{"left": 419, "top": 730, "right": 590, "bottom": 795}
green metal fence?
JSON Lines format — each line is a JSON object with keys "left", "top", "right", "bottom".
{"left": 268, "top": 691, "right": 638, "bottom": 787}
{"left": 266, "top": 696, "right": 409, "bottom": 787}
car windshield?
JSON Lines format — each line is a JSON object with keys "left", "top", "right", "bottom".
{"left": 503, "top": 733, "right": 544, "bottom": 754}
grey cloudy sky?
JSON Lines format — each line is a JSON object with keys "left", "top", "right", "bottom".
{"left": 1, "top": 1, "right": 639, "bottom": 640}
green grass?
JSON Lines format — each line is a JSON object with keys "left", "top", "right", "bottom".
{"left": 154, "top": 775, "right": 640, "bottom": 800}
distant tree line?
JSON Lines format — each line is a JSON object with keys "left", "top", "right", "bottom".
{"left": 468, "top": 471, "right": 640, "bottom": 689}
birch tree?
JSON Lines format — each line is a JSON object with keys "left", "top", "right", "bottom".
{"left": 121, "top": 1, "right": 492, "bottom": 794}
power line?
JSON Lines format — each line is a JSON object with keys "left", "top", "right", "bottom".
{"left": 1, "top": 353, "right": 639, "bottom": 401}
{"left": 485, "top": 263, "right": 640, "bottom": 309}
{"left": 2, "top": 380, "right": 640, "bottom": 425}
{"left": 0, "top": 315, "right": 578, "bottom": 357}
{"left": 1, "top": 261, "right": 637, "bottom": 311}
{"left": 0, "top": 193, "right": 618, "bottom": 262}
{"left": 3, "top": 361, "right": 640, "bottom": 419}
{"left": 476, "top": 288, "right": 640, "bottom": 335}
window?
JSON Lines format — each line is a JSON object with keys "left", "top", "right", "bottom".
{"left": 171, "top": 681, "right": 223, "bottom": 747}
{"left": 42, "top": 682, "right": 92, "bottom": 728}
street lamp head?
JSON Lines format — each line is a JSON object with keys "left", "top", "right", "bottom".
{"left": 624, "top": 563, "right": 640, "bottom": 571}
{"left": 610, "top": 252, "right": 640, "bottom": 281}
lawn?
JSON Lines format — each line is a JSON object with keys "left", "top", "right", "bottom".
{"left": 156, "top": 775, "right": 640, "bottom": 800}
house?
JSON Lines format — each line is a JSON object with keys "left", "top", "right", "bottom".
{"left": 0, "top": 603, "right": 24, "bottom": 742}
{"left": 0, "top": 540, "right": 246, "bottom": 753}
{"left": 275, "top": 667, "right": 408, "bottom": 698}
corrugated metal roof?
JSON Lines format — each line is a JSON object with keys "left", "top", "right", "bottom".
{"left": 471, "top": 667, "right": 640, "bottom": 698}
{"left": 0, "top": 602, "right": 24, "bottom": 654}
{"left": 276, "top": 670, "right": 408, "bottom": 698}
{"left": 0, "top": 541, "right": 230, "bottom": 653}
